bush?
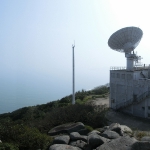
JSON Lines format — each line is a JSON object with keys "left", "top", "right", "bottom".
{"left": 84, "top": 125, "right": 93, "bottom": 132}
{"left": 133, "top": 130, "right": 148, "bottom": 140}
{"left": 92, "top": 85, "right": 109, "bottom": 95}
{"left": 38, "top": 104, "right": 108, "bottom": 132}
{"left": 0, "top": 122, "right": 53, "bottom": 150}
{"left": 0, "top": 143, "right": 19, "bottom": 150}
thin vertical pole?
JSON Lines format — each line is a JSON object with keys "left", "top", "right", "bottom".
{"left": 72, "top": 44, "right": 75, "bottom": 104}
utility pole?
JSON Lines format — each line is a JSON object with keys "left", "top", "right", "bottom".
{"left": 72, "top": 44, "right": 75, "bottom": 104}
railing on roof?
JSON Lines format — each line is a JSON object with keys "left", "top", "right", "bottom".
{"left": 110, "top": 64, "right": 150, "bottom": 71}
{"left": 134, "top": 65, "right": 150, "bottom": 70}
{"left": 110, "top": 66, "right": 126, "bottom": 70}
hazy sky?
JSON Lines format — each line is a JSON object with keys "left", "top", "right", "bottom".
{"left": 0, "top": 0, "right": 150, "bottom": 113}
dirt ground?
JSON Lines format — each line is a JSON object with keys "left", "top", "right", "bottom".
{"left": 89, "top": 97, "right": 150, "bottom": 131}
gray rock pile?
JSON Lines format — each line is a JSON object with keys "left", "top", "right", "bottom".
{"left": 49, "top": 122, "right": 150, "bottom": 150}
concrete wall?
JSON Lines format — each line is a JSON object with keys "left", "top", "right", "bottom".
{"left": 110, "top": 70, "right": 133, "bottom": 109}
{"left": 110, "top": 68, "right": 150, "bottom": 118}
{"left": 123, "top": 97, "right": 150, "bottom": 118}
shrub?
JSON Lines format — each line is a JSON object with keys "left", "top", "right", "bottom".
{"left": 0, "top": 122, "right": 53, "bottom": 150}
{"left": 92, "top": 85, "right": 109, "bottom": 95}
{"left": 133, "top": 130, "right": 148, "bottom": 140}
{"left": 38, "top": 104, "right": 108, "bottom": 133}
{"left": 0, "top": 143, "right": 19, "bottom": 150}
{"left": 84, "top": 125, "right": 93, "bottom": 132}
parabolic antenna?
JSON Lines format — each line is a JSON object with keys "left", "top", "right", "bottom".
{"left": 108, "top": 27, "right": 143, "bottom": 53}
{"left": 108, "top": 27, "right": 143, "bottom": 71}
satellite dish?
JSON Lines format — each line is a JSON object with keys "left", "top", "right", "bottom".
{"left": 108, "top": 27, "right": 143, "bottom": 53}
{"left": 108, "top": 27, "right": 143, "bottom": 70}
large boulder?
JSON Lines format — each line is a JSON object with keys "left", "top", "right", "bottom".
{"left": 109, "top": 123, "right": 132, "bottom": 136}
{"left": 70, "top": 132, "right": 87, "bottom": 142}
{"left": 96, "top": 136, "right": 137, "bottom": 150}
{"left": 88, "top": 134, "right": 110, "bottom": 149}
{"left": 48, "top": 122, "right": 85, "bottom": 136}
{"left": 69, "top": 140, "right": 87, "bottom": 149}
{"left": 120, "top": 125, "right": 132, "bottom": 134}
{"left": 109, "top": 123, "right": 121, "bottom": 131}
{"left": 141, "top": 136, "right": 150, "bottom": 142}
{"left": 101, "top": 130, "right": 120, "bottom": 139}
{"left": 88, "top": 130, "right": 101, "bottom": 136}
{"left": 109, "top": 123, "right": 122, "bottom": 135}
{"left": 49, "top": 144, "right": 82, "bottom": 150}
{"left": 131, "top": 141, "right": 150, "bottom": 150}
{"left": 53, "top": 135, "right": 70, "bottom": 144}
{"left": 78, "top": 128, "right": 90, "bottom": 135}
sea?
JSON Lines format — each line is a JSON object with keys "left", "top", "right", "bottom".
{"left": 0, "top": 78, "right": 71, "bottom": 114}
{"left": 0, "top": 92, "right": 67, "bottom": 114}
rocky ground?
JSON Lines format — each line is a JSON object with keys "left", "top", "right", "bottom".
{"left": 49, "top": 122, "right": 150, "bottom": 150}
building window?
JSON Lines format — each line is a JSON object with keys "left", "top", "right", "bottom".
{"left": 121, "top": 74, "right": 125, "bottom": 79}
{"left": 117, "top": 73, "right": 120, "bottom": 78}
{"left": 127, "top": 74, "right": 132, "bottom": 80}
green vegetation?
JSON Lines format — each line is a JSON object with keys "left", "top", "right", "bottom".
{"left": 0, "top": 142, "right": 19, "bottom": 150}
{"left": 37, "top": 104, "right": 108, "bottom": 133}
{"left": 0, "top": 121, "right": 53, "bottom": 150}
{"left": 84, "top": 125, "right": 94, "bottom": 132}
{"left": 0, "top": 84, "right": 109, "bottom": 149}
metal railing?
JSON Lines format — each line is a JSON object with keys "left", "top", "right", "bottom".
{"left": 110, "top": 65, "right": 150, "bottom": 71}
{"left": 110, "top": 66, "right": 126, "bottom": 70}
{"left": 115, "top": 90, "right": 150, "bottom": 110}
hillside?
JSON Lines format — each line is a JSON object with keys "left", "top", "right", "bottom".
{"left": 0, "top": 85, "right": 109, "bottom": 149}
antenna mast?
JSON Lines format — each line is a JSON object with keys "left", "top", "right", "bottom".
{"left": 72, "top": 43, "right": 75, "bottom": 104}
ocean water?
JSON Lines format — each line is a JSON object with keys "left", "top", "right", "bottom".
{"left": 0, "top": 96, "right": 53, "bottom": 114}
{"left": 0, "top": 75, "right": 72, "bottom": 114}
{"left": 0, "top": 86, "right": 72, "bottom": 114}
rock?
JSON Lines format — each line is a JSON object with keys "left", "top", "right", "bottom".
{"left": 78, "top": 128, "right": 89, "bottom": 135}
{"left": 109, "top": 123, "right": 121, "bottom": 134}
{"left": 70, "top": 132, "right": 87, "bottom": 142}
{"left": 53, "top": 135, "right": 70, "bottom": 144}
{"left": 0, "top": 140, "right": 2, "bottom": 143}
{"left": 103, "top": 126, "right": 109, "bottom": 130}
{"left": 96, "top": 136, "right": 137, "bottom": 150}
{"left": 49, "top": 144, "right": 82, "bottom": 150}
{"left": 83, "top": 144, "right": 92, "bottom": 150}
{"left": 69, "top": 140, "right": 87, "bottom": 149}
{"left": 120, "top": 125, "right": 132, "bottom": 134}
{"left": 96, "top": 128, "right": 106, "bottom": 133}
{"left": 109, "top": 123, "right": 120, "bottom": 130}
{"left": 141, "top": 136, "right": 150, "bottom": 142}
{"left": 101, "top": 130, "right": 120, "bottom": 139}
{"left": 131, "top": 141, "right": 150, "bottom": 150}
{"left": 88, "top": 134, "right": 110, "bottom": 149}
{"left": 88, "top": 130, "right": 101, "bottom": 136}
{"left": 109, "top": 123, "right": 132, "bottom": 136}
{"left": 48, "top": 122, "right": 85, "bottom": 136}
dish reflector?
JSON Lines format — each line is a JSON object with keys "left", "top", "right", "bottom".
{"left": 108, "top": 27, "right": 143, "bottom": 53}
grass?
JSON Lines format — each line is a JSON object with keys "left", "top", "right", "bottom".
{"left": 84, "top": 125, "right": 93, "bottom": 132}
{"left": 131, "top": 129, "right": 150, "bottom": 140}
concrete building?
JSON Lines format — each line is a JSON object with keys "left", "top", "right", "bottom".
{"left": 110, "top": 65, "right": 150, "bottom": 118}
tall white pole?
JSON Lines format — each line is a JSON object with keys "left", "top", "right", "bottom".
{"left": 72, "top": 44, "right": 75, "bottom": 104}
